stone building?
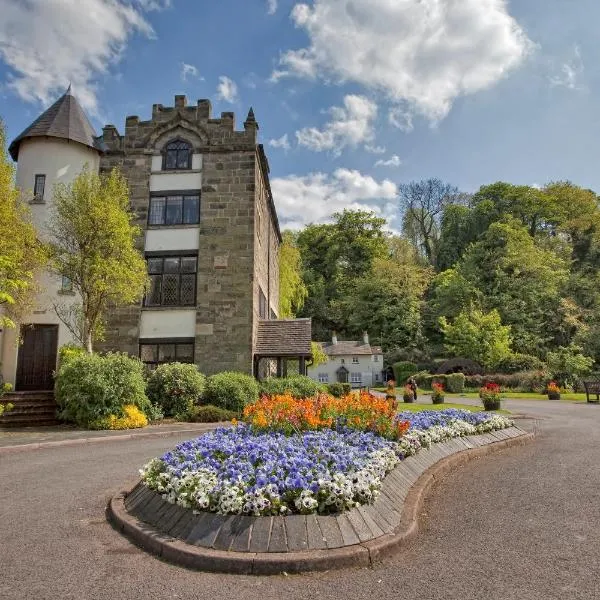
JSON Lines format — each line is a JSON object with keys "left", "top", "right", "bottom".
{"left": 307, "top": 332, "right": 384, "bottom": 388}
{"left": 0, "top": 90, "right": 311, "bottom": 393}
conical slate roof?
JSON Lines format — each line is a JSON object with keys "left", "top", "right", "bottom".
{"left": 9, "top": 88, "right": 99, "bottom": 161}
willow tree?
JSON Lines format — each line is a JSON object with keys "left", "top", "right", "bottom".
{"left": 0, "top": 119, "right": 46, "bottom": 328}
{"left": 279, "top": 230, "right": 308, "bottom": 318}
{"left": 49, "top": 167, "right": 147, "bottom": 353}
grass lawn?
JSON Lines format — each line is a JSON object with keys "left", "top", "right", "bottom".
{"left": 396, "top": 402, "right": 511, "bottom": 415}
{"left": 446, "top": 392, "right": 589, "bottom": 403}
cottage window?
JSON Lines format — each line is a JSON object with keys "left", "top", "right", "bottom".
{"left": 145, "top": 255, "right": 197, "bottom": 307}
{"left": 139, "top": 339, "right": 195, "bottom": 369}
{"left": 352, "top": 356, "right": 359, "bottom": 364}
{"left": 61, "top": 276, "right": 73, "bottom": 293}
{"left": 318, "top": 373, "right": 329, "bottom": 383}
{"left": 33, "top": 174, "right": 46, "bottom": 202}
{"left": 350, "top": 372, "right": 362, "bottom": 384}
{"left": 148, "top": 193, "right": 200, "bottom": 226}
{"left": 163, "top": 140, "right": 192, "bottom": 170}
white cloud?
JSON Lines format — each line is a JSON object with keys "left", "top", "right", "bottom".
{"left": 267, "top": 0, "right": 278, "bottom": 15}
{"left": 296, "top": 94, "right": 377, "bottom": 154}
{"left": 216, "top": 75, "right": 238, "bottom": 103}
{"left": 549, "top": 45, "right": 584, "bottom": 90}
{"left": 375, "top": 155, "right": 402, "bottom": 168}
{"left": 388, "top": 106, "right": 414, "bottom": 133}
{"left": 365, "top": 144, "right": 386, "bottom": 155}
{"left": 181, "top": 62, "right": 202, "bottom": 82}
{"left": 274, "top": 0, "right": 533, "bottom": 122}
{"left": 268, "top": 134, "right": 291, "bottom": 151}
{"left": 271, "top": 168, "right": 397, "bottom": 229}
{"left": 0, "top": 0, "right": 165, "bottom": 115}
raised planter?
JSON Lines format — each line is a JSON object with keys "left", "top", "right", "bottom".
{"left": 482, "top": 399, "right": 501, "bottom": 411}
{"left": 547, "top": 392, "right": 561, "bottom": 401}
{"left": 107, "top": 425, "right": 533, "bottom": 575}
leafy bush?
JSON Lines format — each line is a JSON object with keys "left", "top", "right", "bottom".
{"left": 55, "top": 352, "right": 151, "bottom": 428}
{"left": 546, "top": 345, "right": 594, "bottom": 388}
{"left": 326, "top": 382, "right": 351, "bottom": 397}
{"left": 392, "top": 361, "right": 417, "bottom": 385}
{"left": 91, "top": 405, "right": 148, "bottom": 430}
{"left": 496, "top": 353, "right": 544, "bottom": 374}
{"left": 186, "top": 404, "right": 237, "bottom": 423}
{"left": 259, "top": 375, "right": 325, "bottom": 399}
{"left": 146, "top": 362, "right": 206, "bottom": 418}
{"left": 204, "top": 371, "right": 259, "bottom": 412}
{"left": 58, "top": 344, "right": 86, "bottom": 366}
{"left": 464, "top": 370, "right": 549, "bottom": 392}
{"left": 413, "top": 372, "right": 447, "bottom": 390}
{"left": 446, "top": 372, "right": 465, "bottom": 393}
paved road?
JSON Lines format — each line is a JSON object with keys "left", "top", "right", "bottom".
{"left": 1, "top": 401, "right": 599, "bottom": 600}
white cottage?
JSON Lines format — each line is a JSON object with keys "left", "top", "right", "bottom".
{"left": 307, "top": 332, "right": 384, "bottom": 388}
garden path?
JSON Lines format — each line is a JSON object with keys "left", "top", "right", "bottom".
{"left": 0, "top": 400, "right": 598, "bottom": 600}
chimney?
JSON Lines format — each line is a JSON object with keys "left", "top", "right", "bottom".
{"left": 363, "top": 331, "right": 369, "bottom": 345}
{"left": 332, "top": 331, "right": 338, "bottom": 345}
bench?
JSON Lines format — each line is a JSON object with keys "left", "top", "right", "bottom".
{"left": 583, "top": 381, "right": 600, "bottom": 403}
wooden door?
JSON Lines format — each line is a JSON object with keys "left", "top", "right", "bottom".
{"left": 16, "top": 325, "right": 59, "bottom": 391}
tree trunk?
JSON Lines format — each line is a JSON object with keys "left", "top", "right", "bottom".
{"left": 84, "top": 320, "right": 93, "bottom": 354}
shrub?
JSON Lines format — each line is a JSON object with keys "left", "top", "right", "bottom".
{"left": 392, "top": 361, "right": 418, "bottom": 385}
{"left": 147, "top": 362, "right": 206, "bottom": 418}
{"left": 496, "top": 353, "right": 544, "bottom": 374}
{"left": 446, "top": 373, "right": 465, "bottom": 393}
{"left": 327, "top": 382, "right": 351, "bottom": 397}
{"left": 546, "top": 345, "right": 594, "bottom": 388}
{"left": 464, "top": 370, "right": 549, "bottom": 393}
{"left": 91, "top": 405, "right": 148, "bottom": 430}
{"left": 58, "top": 344, "right": 86, "bottom": 366}
{"left": 186, "top": 404, "right": 237, "bottom": 423}
{"left": 204, "top": 371, "right": 259, "bottom": 412}
{"left": 259, "top": 375, "right": 325, "bottom": 399}
{"left": 413, "top": 372, "right": 447, "bottom": 390}
{"left": 55, "top": 352, "right": 150, "bottom": 428}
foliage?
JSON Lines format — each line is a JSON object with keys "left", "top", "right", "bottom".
{"left": 146, "top": 362, "right": 206, "bottom": 418}
{"left": 55, "top": 352, "right": 150, "bottom": 428}
{"left": 279, "top": 231, "right": 308, "bottom": 318}
{"left": 185, "top": 404, "right": 237, "bottom": 423}
{"left": 392, "top": 361, "right": 417, "bottom": 384}
{"left": 259, "top": 375, "right": 325, "bottom": 399}
{"left": 308, "top": 341, "right": 328, "bottom": 368}
{"left": 326, "top": 382, "right": 351, "bottom": 397}
{"left": 545, "top": 345, "right": 594, "bottom": 388}
{"left": 91, "top": 405, "right": 148, "bottom": 430}
{"left": 0, "top": 120, "right": 47, "bottom": 328}
{"left": 496, "top": 353, "right": 544, "bottom": 374}
{"left": 58, "top": 344, "right": 86, "bottom": 366}
{"left": 446, "top": 373, "right": 465, "bottom": 393}
{"left": 440, "top": 308, "right": 513, "bottom": 370}
{"left": 48, "top": 167, "right": 147, "bottom": 352}
{"left": 431, "top": 382, "right": 445, "bottom": 404}
{"left": 204, "top": 371, "right": 259, "bottom": 412}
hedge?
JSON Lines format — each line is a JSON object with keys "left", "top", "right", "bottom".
{"left": 204, "top": 371, "right": 259, "bottom": 413}
{"left": 415, "top": 370, "right": 550, "bottom": 393}
{"left": 327, "top": 382, "right": 351, "bottom": 397}
{"left": 392, "top": 361, "right": 418, "bottom": 385}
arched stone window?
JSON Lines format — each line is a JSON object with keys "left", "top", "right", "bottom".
{"left": 162, "top": 139, "right": 192, "bottom": 170}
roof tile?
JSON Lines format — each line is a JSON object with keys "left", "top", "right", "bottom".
{"left": 255, "top": 319, "right": 312, "bottom": 356}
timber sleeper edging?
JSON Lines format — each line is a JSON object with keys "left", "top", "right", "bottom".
{"left": 106, "top": 426, "right": 534, "bottom": 575}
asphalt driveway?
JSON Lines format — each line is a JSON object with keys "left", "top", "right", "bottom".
{"left": 1, "top": 400, "right": 598, "bottom": 600}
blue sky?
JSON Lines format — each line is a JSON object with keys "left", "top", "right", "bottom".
{"left": 0, "top": 0, "right": 597, "bottom": 231}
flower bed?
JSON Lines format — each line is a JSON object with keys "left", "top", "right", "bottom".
{"left": 140, "top": 405, "right": 513, "bottom": 516}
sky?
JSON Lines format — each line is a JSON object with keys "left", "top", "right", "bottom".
{"left": 0, "top": 0, "right": 598, "bottom": 233}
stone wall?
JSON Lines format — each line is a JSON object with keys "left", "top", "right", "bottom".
{"left": 97, "top": 96, "right": 281, "bottom": 375}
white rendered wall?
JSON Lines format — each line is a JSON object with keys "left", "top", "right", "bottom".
{"left": 149, "top": 155, "right": 202, "bottom": 193}
{"left": 307, "top": 354, "right": 384, "bottom": 387}
{"left": 145, "top": 228, "right": 200, "bottom": 252}
{"left": 0, "top": 138, "right": 100, "bottom": 387}
{"left": 139, "top": 310, "right": 197, "bottom": 338}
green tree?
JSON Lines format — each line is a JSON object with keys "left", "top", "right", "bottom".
{"left": 308, "top": 341, "right": 328, "bottom": 368}
{"left": 48, "top": 167, "right": 147, "bottom": 353}
{"left": 279, "top": 231, "right": 308, "bottom": 318}
{"left": 0, "top": 120, "right": 46, "bottom": 328}
{"left": 546, "top": 344, "right": 594, "bottom": 388}
{"left": 439, "top": 309, "right": 513, "bottom": 370}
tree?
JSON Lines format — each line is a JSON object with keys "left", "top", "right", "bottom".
{"left": 399, "top": 178, "right": 466, "bottom": 266}
{"left": 278, "top": 231, "right": 308, "bottom": 318}
{"left": 307, "top": 341, "right": 328, "bottom": 368}
{"left": 48, "top": 167, "right": 147, "bottom": 353}
{"left": 439, "top": 309, "right": 513, "bottom": 370}
{"left": 546, "top": 344, "right": 594, "bottom": 388}
{"left": 0, "top": 119, "right": 46, "bottom": 328}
